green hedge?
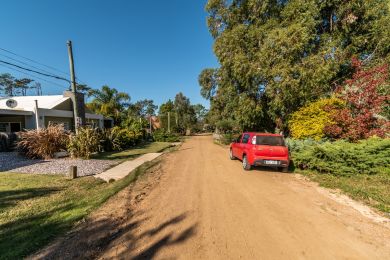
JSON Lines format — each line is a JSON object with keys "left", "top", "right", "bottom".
{"left": 291, "top": 137, "right": 390, "bottom": 176}
{"left": 152, "top": 129, "right": 180, "bottom": 142}
{"left": 220, "top": 133, "right": 239, "bottom": 145}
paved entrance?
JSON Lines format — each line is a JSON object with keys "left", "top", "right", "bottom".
{"left": 94, "top": 153, "right": 162, "bottom": 182}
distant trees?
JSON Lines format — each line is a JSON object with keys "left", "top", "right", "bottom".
{"left": 86, "top": 86, "right": 162, "bottom": 134}
{"left": 200, "top": 0, "right": 390, "bottom": 133}
{"left": 158, "top": 92, "right": 207, "bottom": 134}
{"left": 0, "top": 73, "right": 15, "bottom": 96}
{"left": 122, "top": 99, "right": 158, "bottom": 132}
{"left": 174, "top": 92, "right": 197, "bottom": 132}
{"left": 127, "top": 99, "right": 158, "bottom": 118}
{"left": 0, "top": 73, "right": 41, "bottom": 96}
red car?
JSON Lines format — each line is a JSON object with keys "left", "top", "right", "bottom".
{"left": 229, "top": 132, "right": 290, "bottom": 172}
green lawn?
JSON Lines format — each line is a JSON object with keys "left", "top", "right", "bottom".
{"left": 298, "top": 170, "right": 390, "bottom": 215}
{"left": 92, "top": 142, "right": 173, "bottom": 161}
{"left": 0, "top": 160, "right": 159, "bottom": 259}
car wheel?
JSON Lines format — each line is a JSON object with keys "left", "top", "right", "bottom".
{"left": 280, "top": 167, "right": 288, "bottom": 173}
{"left": 229, "top": 149, "right": 236, "bottom": 160}
{"left": 242, "top": 155, "right": 251, "bottom": 171}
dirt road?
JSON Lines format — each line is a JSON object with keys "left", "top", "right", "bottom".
{"left": 35, "top": 135, "right": 390, "bottom": 259}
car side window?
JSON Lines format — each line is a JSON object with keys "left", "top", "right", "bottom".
{"left": 242, "top": 134, "right": 250, "bottom": 143}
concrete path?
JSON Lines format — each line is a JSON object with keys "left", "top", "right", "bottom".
{"left": 94, "top": 153, "right": 162, "bottom": 182}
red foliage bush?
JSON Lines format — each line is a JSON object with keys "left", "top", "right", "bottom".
{"left": 325, "top": 58, "right": 390, "bottom": 141}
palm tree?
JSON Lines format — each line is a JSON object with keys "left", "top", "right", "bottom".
{"left": 87, "top": 85, "right": 130, "bottom": 125}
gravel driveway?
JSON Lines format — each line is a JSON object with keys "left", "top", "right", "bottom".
{"left": 0, "top": 152, "right": 118, "bottom": 176}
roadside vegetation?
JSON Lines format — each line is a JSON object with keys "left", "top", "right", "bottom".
{"left": 0, "top": 159, "right": 161, "bottom": 259}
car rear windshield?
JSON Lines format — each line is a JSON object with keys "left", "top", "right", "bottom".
{"left": 256, "top": 136, "right": 285, "bottom": 146}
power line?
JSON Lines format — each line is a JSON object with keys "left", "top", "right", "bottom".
{"left": 0, "top": 59, "right": 70, "bottom": 83}
{"left": 0, "top": 46, "right": 92, "bottom": 88}
{"left": 0, "top": 52, "right": 67, "bottom": 79}
{"left": 0, "top": 47, "right": 70, "bottom": 76}
{"left": 0, "top": 63, "right": 69, "bottom": 90}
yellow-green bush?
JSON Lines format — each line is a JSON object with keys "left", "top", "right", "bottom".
{"left": 102, "top": 126, "right": 143, "bottom": 152}
{"left": 67, "top": 127, "right": 100, "bottom": 159}
{"left": 289, "top": 97, "right": 344, "bottom": 140}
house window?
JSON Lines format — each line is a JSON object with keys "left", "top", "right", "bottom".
{"left": 10, "top": 123, "right": 21, "bottom": 132}
{"left": 0, "top": 122, "right": 21, "bottom": 132}
{"left": 0, "top": 123, "right": 8, "bottom": 132}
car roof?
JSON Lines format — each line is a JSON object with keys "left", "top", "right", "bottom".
{"left": 244, "top": 132, "right": 283, "bottom": 137}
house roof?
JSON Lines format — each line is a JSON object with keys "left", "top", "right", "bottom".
{"left": 0, "top": 95, "right": 70, "bottom": 111}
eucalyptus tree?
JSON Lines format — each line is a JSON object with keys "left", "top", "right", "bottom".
{"left": 199, "top": 0, "right": 390, "bottom": 131}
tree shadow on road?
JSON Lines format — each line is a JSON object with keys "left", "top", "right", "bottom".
{"left": 31, "top": 211, "right": 197, "bottom": 260}
{"left": 114, "top": 212, "right": 198, "bottom": 259}
{"left": 131, "top": 224, "right": 198, "bottom": 260}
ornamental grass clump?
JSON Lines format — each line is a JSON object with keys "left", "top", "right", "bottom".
{"left": 17, "top": 124, "right": 69, "bottom": 159}
{"left": 67, "top": 127, "right": 101, "bottom": 159}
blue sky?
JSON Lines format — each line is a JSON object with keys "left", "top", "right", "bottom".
{"left": 0, "top": 0, "right": 218, "bottom": 107}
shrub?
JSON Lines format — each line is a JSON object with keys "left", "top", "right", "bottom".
{"left": 220, "top": 133, "right": 240, "bottom": 145}
{"left": 215, "top": 119, "right": 237, "bottom": 134}
{"left": 285, "top": 138, "right": 323, "bottom": 152}
{"left": 289, "top": 97, "right": 345, "bottom": 140}
{"left": 67, "top": 127, "right": 100, "bottom": 159}
{"left": 152, "top": 129, "right": 180, "bottom": 142}
{"left": 325, "top": 59, "right": 390, "bottom": 141}
{"left": 292, "top": 137, "right": 390, "bottom": 176}
{"left": 17, "top": 125, "right": 69, "bottom": 159}
{"left": 115, "top": 127, "right": 142, "bottom": 148}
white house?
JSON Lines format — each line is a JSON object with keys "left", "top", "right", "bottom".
{"left": 0, "top": 91, "right": 112, "bottom": 132}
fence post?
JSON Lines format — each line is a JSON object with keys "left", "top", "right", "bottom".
{"left": 69, "top": 166, "right": 77, "bottom": 179}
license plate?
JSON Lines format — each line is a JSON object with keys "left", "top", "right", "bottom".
{"left": 264, "top": 160, "right": 279, "bottom": 165}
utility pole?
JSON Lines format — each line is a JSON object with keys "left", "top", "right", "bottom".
{"left": 167, "top": 112, "right": 171, "bottom": 133}
{"left": 67, "top": 40, "right": 80, "bottom": 132}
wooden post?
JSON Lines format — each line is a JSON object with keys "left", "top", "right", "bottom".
{"left": 69, "top": 166, "right": 77, "bottom": 179}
